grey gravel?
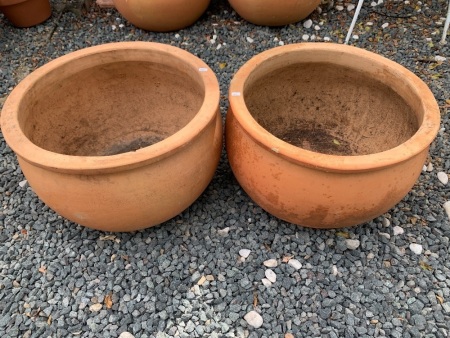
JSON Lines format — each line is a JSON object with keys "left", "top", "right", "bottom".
{"left": 1, "top": 0, "right": 450, "bottom": 337}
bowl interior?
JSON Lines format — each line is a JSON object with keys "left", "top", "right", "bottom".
{"left": 244, "top": 62, "right": 419, "bottom": 156}
{"left": 20, "top": 60, "right": 204, "bottom": 156}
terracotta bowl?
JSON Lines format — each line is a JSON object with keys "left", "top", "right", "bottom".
{"left": 113, "top": 0, "right": 210, "bottom": 32}
{"left": 1, "top": 42, "right": 222, "bottom": 232}
{"left": 0, "top": 0, "right": 51, "bottom": 27}
{"left": 226, "top": 43, "right": 440, "bottom": 228}
{"left": 228, "top": 0, "right": 321, "bottom": 26}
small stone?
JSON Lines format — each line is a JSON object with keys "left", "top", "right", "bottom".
{"left": 302, "top": 34, "right": 309, "bottom": 41}
{"left": 246, "top": 36, "right": 254, "bottom": 43}
{"left": 382, "top": 217, "right": 390, "bottom": 227}
{"left": 345, "top": 239, "right": 360, "bottom": 250}
{"left": 435, "top": 55, "right": 447, "bottom": 62}
{"left": 261, "top": 278, "right": 272, "bottom": 287}
{"left": 444, "top": 201, "right": 450, "bottom": 221}
{"left": 422, "top": 165, "right": 427, "bottom": 172}
{"left": 263, "top": 259, "right": 278, "bottom": 268}
{"left": 265, "top": 269, "right": 277, "bottom": 283}
{"left": 89, "top": 303, "right": 102, "bottom": 312}
{"left": 409, "top": 243, "right": 423, "bottom": 255}
{"left": 442, "top": 302, "right": 450, "bottom": 313}
{"left": 119, "top": 333, "right": 135, "bottom": 338}
{"left": 314, "top": 25, "right": 321, "bottom": 31}
{"left": 382, "top": 22, "right": 389, "bottom": 29}
{"left": 437, "top": 172, "right": 448, "bottom": 185}
{"left": 331, "top": 265, "right": 338, "bottom": 276}
{"left": 239, "top": 249, "right": 251, "bottom": 258}
{"left": 427, "top": 163, "right": 434, "bottom": 171}
{"left": 217, "top": 227, "right": 230, "bottom": 236}
{"left": 303, "top": 19, "right": 313, "bottom": 29}
{"left": 347, "top": 4, "right": 355, "bottom": 11}
{"left": 324, "top": 37, "right": 331, "bottom": 42}
{"left": 18, "top": 180, "right": 27, "bottom": 188}
{"left": 244, "top": 311, "right": 263, "bottom": 328}
{"left": 336, "top": 5, "right": 344, "bottom": 11}
{"left": 379, "top": 232, "right": 391, "bottom": 239}
{"left": 288, "top": 259, "right": 302, "bottom": 270}
{"left": 393, "top": 226, "right": 404, "bottom": 236}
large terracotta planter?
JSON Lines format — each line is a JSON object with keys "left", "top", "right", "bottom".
{"left": 113, "top": 0, "right": 210, "bottom": 32}
{"left": 1, "top": 42, "right": 222, "bottom": 232}
{"left": 0, "top": 0, "right": 51, "bottom": 27}
{"left": 228, "top": 0, "right": 320, "bottom": 26}
{"left": 226, "top": 43, "right": 440, "bottom": 229}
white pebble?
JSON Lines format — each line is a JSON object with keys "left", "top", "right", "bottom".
{"left": 278, "top": 41, "right": 285, "bottom": 46}
{"left": 367, "top": 252, "right": 375, "bottom": 260}
{"left": 336, "top": 5, "right": 344, "bottom": 11}
{"left": 366, "top": 21, "right": 374, "bottom": 26}
{"left": 422, "top": 165, "right": 427, "bottom": 172}
{"left": 263, "top": 259, "right": 278, "bottom": 268}
{"left": 216, "top": 44, "right": 222, "bottom": 50}
{"left": 273, "top": 37, "right": 279, "bottom": 42}
{"left": 378, "top": 0, "right": 384, "bottom": 4}
{"left": 427, "top": 162, "right": 434, "bottom": 172}
{"left": 239, "top": 249, "right": 251, "bottom": 258}
{"left": 347, "top": 4, "right": 355, "bottom": 11}
{"left": 435, "top": 55, "right": 447, "bottom": 62}
{"left": 18, "top": 180, "right": 28, "bottom": 188}
{"left": 119, "top": 24, "right": 124, "bottom": 28}
{"left": 303, "top": 19, "right": 313, "bottom": 29}
{"left": 246, "top": 36, "right": 254, "bottom": 43}
{"left": 379, "top": 232, "right": 391, "bottom": 239}
{"left": 443, "top": 201, "right": 450, "bottom": 221}
{"left": 217, "top": 227, "right": 230, "bottom": 236}
{"left": 324, "top": 37, "right": 331, "bottom": 42}
{"left": 111, "top": 25, "right": 117, "bottom": 30}
{"left": 175, "top": 33, "right": 180, "bottom": 39}
{"left": 382, "top": 23, "right": 389, "bottom": 29}
{"left": 382, "top": 217, "right": 390, "bottom": 227}
{"left": 302, "top": 34, "right": 310, "bottom": 41}
{"left": 409, "top": 243, "right": 423, "bottom": 255}
{"left": 314, "top": 25, "right": 321, "bottom": 31}
{"left": 371, "top": 1, "right": 377, "bottom": 6}
{"left": 265, "top": 269, "right": 277, "bottom": 283}
{"left": 437, "top": 172, "right": 449, "bottom": 185}
{"left": 244, "top": 310, "right": 263, "bottom": 328}
{"left": 393, "top": 226, "right": 404, "bottom": 236}
{"left": 346, "top": 239, "right": 360, "bottom": 250}
{"left": 310, "top": 35, "right": 316, "bottom": 41}
{"left": 331, "top": 265, "right": 338, "bottom": 276}
{"left": 288, "top": 259, "right": 302, "bottom": 270}
{"left": 119, "top": 333, "right": 135, "bottom": 338}
{"left": 261, "top": 278, "right": 272, "bottom": 287}
{"left": 352, "top": 35, "right": 359, "bottom": 40}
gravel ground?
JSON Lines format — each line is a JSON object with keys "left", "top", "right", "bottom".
{"left": 1, "top": 0, "right": 450, "bottom": 337}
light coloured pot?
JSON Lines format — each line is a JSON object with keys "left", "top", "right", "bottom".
{"left": 0, "top": 0, "right": 51, "bottom": 27}
{"left": 226, "top": 43, "right": 440, "bottom": 229}
{"left": 1, "top": 42, "right": 222, "bottom": 232}
{"left": 228, "top": 0, "right": 320, "bottom": 26}
{"left": 113, "top": 0, "right": 210, "bottom": 32}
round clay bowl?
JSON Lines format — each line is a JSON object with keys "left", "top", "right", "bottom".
{"left": 0, "top": 0, "right": 51, "bottom": 27}
{"left": 226, "top": 43, "right": 440, "bottom": 229}
{"left": 113, "top": 0, "right": 210, "bottom": 32}
{"left": 228, "top": 0, "right": 320, "bottom": 26}
{"left": 1, "top": 42, "right": 222, "bottom": 232}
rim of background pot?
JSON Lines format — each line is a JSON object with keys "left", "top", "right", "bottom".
{"left": 1, "top": 42, "right": 220, "bottom": 175}
{"left": 228, "top": 43, "right": 440, "bottom": 173}
{"left": 0, "top": 0, "right": 27, "bottom": 5}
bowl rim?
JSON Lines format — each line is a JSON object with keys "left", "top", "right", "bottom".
{"left": 228, "top": 42, "right": 441, "bottom": 173}
{"left": 1, "top": 42, "right": 220, "bottom": 174}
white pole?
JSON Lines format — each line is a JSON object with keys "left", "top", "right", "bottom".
{"left": 440, "top": 0, "right": 450, "bottom": 44}
{"left": 345, "top": 0, "right": 365, "bottom": 44}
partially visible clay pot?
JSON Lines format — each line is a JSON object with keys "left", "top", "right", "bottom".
{"left": 113, "top": 0, "right": 210, "bottom": 32}
{"left": 0, "top": 0, "right": 51, "bottom": 27}
{"left": 1, "top": 42, "right": 222, "bottom": 232}
{"left": 226, "top": 43, "right": 440, "bottom": 229}
{"left": 228, "top": 0, "right": 320, "bottom": 26}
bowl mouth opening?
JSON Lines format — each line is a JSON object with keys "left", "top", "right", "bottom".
{"left": 228, "top": 43, "right": 440, "bottom": 172}
{"left": 1, "top": 42, "right": 220, "bottom": 173}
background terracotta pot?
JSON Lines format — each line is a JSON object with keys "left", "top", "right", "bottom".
{"left": 1, "top": 42, "right": 222, "bottom": 232}
{"left": 113, "top": 0, "right": 210, "bottom": 32}
{"left": 0, "top": 0, "right": 51, "bottom": 27}
{"left": 228, "top": 0, "right": 320, "bottom": 26}
{"left": 226, "top": 43, "right": 440, "bottom": 229}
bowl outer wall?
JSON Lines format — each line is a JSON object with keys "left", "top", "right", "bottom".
{"left": 0, "top": 42, "right": 222, "bottom": 231}
{"left": 225, "top": 43, "right": 440, "bottom": 228}
{"left": 113, "top": 0, "right": 210, "bottom": 32}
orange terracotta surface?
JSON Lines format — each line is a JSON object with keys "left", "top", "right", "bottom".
{"left": 228, "top": 0, "right": 320, "bottom": 26}
{"left": 226, "top": 43, "right": 440, "bottom": 228}
{"left": 113, "top": 0, "right": 210, "bottom": 32}
{"left": 0, "top": 0, "right": 51, "bottom": 27}
{"left": 1, "top": 42, "right": 222, "bottom": 232}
